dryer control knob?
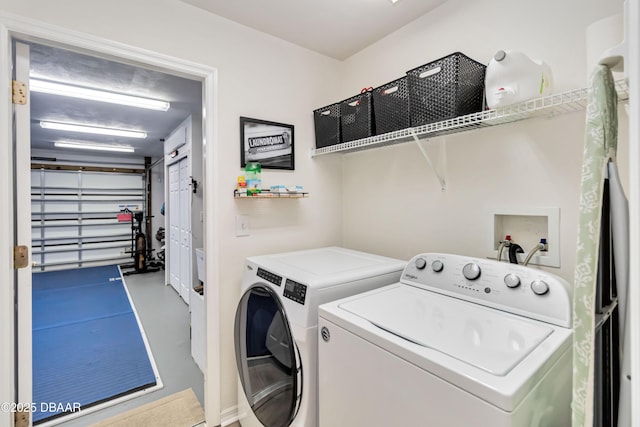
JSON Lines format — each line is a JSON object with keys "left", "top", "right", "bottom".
{"left": 415, "top": 258, "right": 427, "bottom": 270}
{"left": 531, "top": 280, "right": 550, "bottom": 295}
{"left": 504, "top": 273, "right": 521, "bottom": 288}
{"left": 462, "top": 263, "right": 481, "bottom": 280}
{"left": 431, "top": 260, "right": 444, "bottom": 273}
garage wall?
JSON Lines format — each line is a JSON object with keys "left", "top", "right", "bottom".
{"left": 30, "top": 150, "right": 170, "bottom": 273}
{"left": 337, "top": 0, "right": 627, "bottom": 282}
{"left": 31, "top": 168, "right": 143, "bottom": 271}
{"left": 0, "top": 0, "right": 343, "bottom": 414}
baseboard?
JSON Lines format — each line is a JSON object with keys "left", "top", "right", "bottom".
{"left": 221, "top": 405, "right": 239, "bottom": 427}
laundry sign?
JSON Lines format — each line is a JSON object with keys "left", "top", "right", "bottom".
{"left": 240, "top": 116, "right": 295, "bottom": 170}
{"left": 247, "top": 133, "right": 290, "bottom": 154}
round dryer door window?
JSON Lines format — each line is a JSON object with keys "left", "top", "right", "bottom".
{"left": 235, "top": 284, "right": 302, "bottom": 427}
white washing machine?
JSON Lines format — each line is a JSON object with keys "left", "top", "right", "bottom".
{"left": 234, "top": 247, "right": 406, "bottom": 427}
{"left": 318, "top": 253, "right": 573, "bottom": 427}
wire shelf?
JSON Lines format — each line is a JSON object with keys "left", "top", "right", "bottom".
{"left": 310, "top": 79, "right": 629, "bottom": 157}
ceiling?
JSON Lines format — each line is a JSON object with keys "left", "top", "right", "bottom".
{"left": 180, "top": 0, "right": 447, "bottom": 60}
{"left": 29, "top": 43, "right": 202, "bottom": 160}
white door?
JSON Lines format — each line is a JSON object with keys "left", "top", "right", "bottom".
{"left": 168, "top": 161, "right": 181, "bottom": 294}
{"left": 168, "top": 156, "right": 191, "bottom": 304}
{"left": 179, "top": 158, "right": 191, "bottom": 303}
{"left": 14, "top": 41, "right": 33, "bottom": 426}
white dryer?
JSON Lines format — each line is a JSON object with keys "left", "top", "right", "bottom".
{"left": 318, "top": 253, "right": 573, "bottom": 427}
{"left": 234, "top": 247, "right": 406, "bottom": 427}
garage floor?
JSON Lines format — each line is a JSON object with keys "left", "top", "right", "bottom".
{"left": 57, "top": 269, "right": 204, "bottom": 427}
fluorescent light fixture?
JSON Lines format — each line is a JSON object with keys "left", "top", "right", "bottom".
{"left": 30, "top": 79, "right": 170, "bottom": 111}
{"left": 54, "top": 141, "right": 135, "bottom": 153}
{"left": 40, "top": 121, "right": 147, "bottom": 139}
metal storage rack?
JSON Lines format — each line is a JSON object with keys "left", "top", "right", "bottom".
{"left": 311, "top": 80, "right": 629, "bottom": 190}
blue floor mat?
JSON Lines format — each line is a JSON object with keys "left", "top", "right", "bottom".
{"left": 33, "top": 280, "right": 132, "bottom": 331}
{"left": 32, "top": 265, "right": 122, "bottom": 291}
{"left": 32, "top": 265, "right": 157, "bottom": 424}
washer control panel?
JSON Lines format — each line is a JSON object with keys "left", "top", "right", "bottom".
{"left": 401, "top": 253, "right": 572, "bottom": 328}
{"left": 283, "top": 279, "right": 307, "bottom": 305}
{"left": 257, "top": 268, "right": 282, "bottom": 287}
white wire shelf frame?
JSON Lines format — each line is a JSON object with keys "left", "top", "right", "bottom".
{"left": 310, "top": 79, "right": 629, "bottom": 157}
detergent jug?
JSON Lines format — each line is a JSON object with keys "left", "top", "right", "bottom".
{"left": 244, "top": 162, "right": 262, "bottom": 196}
{"left": 485, "top": 50, "right": 553, "bottom": 109}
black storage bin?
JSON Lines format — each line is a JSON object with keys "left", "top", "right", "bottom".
{"left": 372, "top": 77, "right": 410, "bottom": 134}
{"left": 340, "top": 92, "right": 374, "bottom": 143}
{"left": 313, "top": 103, "right": 341, "bottom": 148}
{"left": 407, "top": 52, "right": 486, "bottom": 126}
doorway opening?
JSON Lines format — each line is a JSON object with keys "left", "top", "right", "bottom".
{"left": 3, "top": 19, "right": 219, "bottom": 427}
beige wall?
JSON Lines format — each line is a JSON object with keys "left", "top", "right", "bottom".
{"left": 0, "top": 0, "right": 344, "bottom": 416}
{"left": 338, "top": 0, "right": 627, "bottom": 281}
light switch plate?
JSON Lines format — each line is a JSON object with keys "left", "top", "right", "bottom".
{"left": 236, "top": 215, "right": 250, "bottom": 237}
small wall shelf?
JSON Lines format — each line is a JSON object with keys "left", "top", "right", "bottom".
{"left": 234, "top": 189, "right": 308, "bottom": 199}
{"left": 310, "top": 79, "right": 629, "bottom": 157}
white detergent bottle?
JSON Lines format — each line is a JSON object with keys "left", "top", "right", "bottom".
{"left": 485, "top": 50, "right": 553, "bottom": 109}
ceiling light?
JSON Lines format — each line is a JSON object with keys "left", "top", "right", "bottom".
{"left": 40, "top": 121, "right": 147, "bottom": 139}
{"left": 54, "top": 141, "right": 135, "bottom": 153}
{"left": 30, "top": 79, "right": 170, "bottom": 111}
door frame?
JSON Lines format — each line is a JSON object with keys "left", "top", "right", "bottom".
{"left": 629, "top": 0, "right": 640, "bottom": 422}
{"left": 0, "top": 12, "right": 221, "bottom": 426}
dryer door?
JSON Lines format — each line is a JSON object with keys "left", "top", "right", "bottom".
{"left": 235, "top": 284, "right": 302, "bottom": 427}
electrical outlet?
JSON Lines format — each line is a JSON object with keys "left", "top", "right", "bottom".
{"left": 236, "top": 215, "right": 250, "bottom": 237}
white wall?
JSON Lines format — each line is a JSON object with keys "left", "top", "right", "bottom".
{"left": 342, "top": 0, "right": 622, "bottom": 94}
{"left": 0, "top": 0, "right": 344, "bottom": 415}
{"left": 337, "top": 0, "right": 627, "bottom": 282}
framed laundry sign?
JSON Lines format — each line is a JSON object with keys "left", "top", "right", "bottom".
{"left": 240, "top": 117, "right": 294, "bottom": 170}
